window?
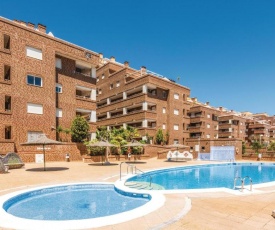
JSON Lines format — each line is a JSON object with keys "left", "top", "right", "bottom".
{"left": 27, "top": 103, "right": 43, "bottom": 114}
{"left": 174, "top": 124, "right": 179, "bottom": 130}
{"left": 116, "top": 81, "right": 120, "bottom": 87}
{"left": 5, "top": 126, "right": 11, "bottom": 139}
{"left": 101, "top": 75, "right": 105, "bottom": 79}
{"left": 5, "top": 96, "right": 11, "bottom": 111}
{"left": 4, "top": 65, "right": 11, "bottom": 81}
{"left": 206, "top": 134, "right": 210, "bottom": 138}
{"left": 163, "top": 91, "right": 167, "bottom": 98}
{"left": 207, "top": 114, "right": 211, "bottom": 118}
{"left": 56, "top": 83, "right": 62, "bottom": 93}
{"left": 4, "top": 34, "right": 10, "bottom": 50}
{"left": 55, "top": 58, "right": 62, "bottom": 69}
{"left": 183, "top": 109, "right": 185, "bottom": 116}
{"left": 27, "top": 75, "right": 42, "bottom": 87}
{"left": 173, "top": 139, "right": 179, "bottom": 144}
{"left": 56, "top": 108, "right": 62, "bottom": 118}
{"left": 183, "top": 94, "right": 186, "bottom": 101}
{"left": 27, "top": 131, "right": 43, "bottom": 142}
{"left": 91, "top": 110, "right": 96, "bottom": 122}
{"left": 163, "top": 107, "right": 166, "bottom": 114}
{"left": 26, "top": 46, "right": 42, "bottom": 60}
{"left": 174, "top": 93, "right": 179, "bottom": 100}
{"left": 96, "top": 77, "right": 99, "bottom": 82}
{"left": 207, "top": 124, "right": 210, "bottom": 128}
{"left": 163, "top": 124, "right": 166, "bottom": 130}
{"left": 174, "top": 109, "right": 179, "bottom": 115}
{"left": 98, "top": 89, "right": 102, "bottom": 95}
{"left": 110, "top": 83, "right": 113, "bottom": 89}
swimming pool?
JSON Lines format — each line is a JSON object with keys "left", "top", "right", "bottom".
{"left": 0, "top": 182, "right": 165, "bottom": 230}
{"left": 126, "top": 163, "right": 275, "bottom": 190}
{"left": 4, "top": 184, "right": 150, "bottom": 220}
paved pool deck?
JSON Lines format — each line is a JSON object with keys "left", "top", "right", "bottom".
{"left": 1, "top": 158, "right": 275, "bottom": 230}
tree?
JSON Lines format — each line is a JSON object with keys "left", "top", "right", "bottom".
{"left": 155, "top": 129, "right": 164, "bottom": 145}
{"left": 70, "top": 116, "right": 89, "bottom": 142}
{"left": 124, "top": 125, "right": 139, "bottom": 141}
{"left": 96, "top": 126, "right": 111, "bottom": 141}
{"left": 251, "top": 141, "right": 263, "bottom": 154}
{"left": 268, "top": 141, "right": 275, "bottom": 152}
{"left": 242, "top": 142, "right": 246, "bottom": 155}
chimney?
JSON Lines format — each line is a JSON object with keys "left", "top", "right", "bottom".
{"left": 110, "top": 56, "right": 115, "bottom": 62}
{"left": 219, "top": 106, "right": 223, "bottom": 111}
{"left": 27, "top": 22, "right": 35, "bottom": 29}
{"left": 20, "top": 21, "right": 27, "bottom": 26}
{"left": 99, "top": 53, "right": 103, "bottom": 59}
{"left": 37, "top": 23, "right": 46, "bottom": 33}
{"left": 191, "top": 97, "right": 197, "bottom": 103}
{"left": 205, "top": 101, "right": 210, "bottom": 106}
{"left": 140, "top": 66, "right": 147, "bottom": 75}
{"left": 124, "top": 61, "right": 129, "bottom": 67}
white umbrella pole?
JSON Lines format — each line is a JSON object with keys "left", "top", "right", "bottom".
{"left": 43, "top": 144, "right": 46, "bottom": 171}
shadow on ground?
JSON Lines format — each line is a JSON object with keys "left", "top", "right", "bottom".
{"left": 26, "top": 167, "right": 69, "bottom": 172}
{"left": 164, "top": 160, "right": 188, "bottom": 163}
{"left": 88, "top": 163, "right": 119, "bottom": 166}
{"left": 124, "top": 161, "right": 147, "bottom": 164}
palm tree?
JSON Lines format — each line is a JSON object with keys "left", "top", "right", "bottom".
{"left": 251, "top": 141, "right": 263, "bottom": 160}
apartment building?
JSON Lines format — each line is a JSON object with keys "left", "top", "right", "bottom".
{"left": 187, "top": 99, "right": 220, "bottom": 140}
{"left": 96, "top": 59, "right": 191, "bottom": 144}
{"left": 218, "top": 111, "right": 246, "bottom": 140}
{"left": 0, "top": 17, "right": 100, "bottom": 153}
{"left": 185, "top": 100, "right": 244, "bottom": 156}
{"left": 244, "top": 113, "right": 271, "bottom": 145}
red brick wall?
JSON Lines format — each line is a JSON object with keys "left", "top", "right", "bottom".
{"left": 0, "top": 17, "right": 99, "bottom": 153}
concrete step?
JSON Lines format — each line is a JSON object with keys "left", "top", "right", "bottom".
{"left": 124, "top": 181, "right": 164, "bottom": 190}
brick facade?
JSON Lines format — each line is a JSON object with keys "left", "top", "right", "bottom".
{"left": 0, "top": 17, "right": 99, "bottom": 157}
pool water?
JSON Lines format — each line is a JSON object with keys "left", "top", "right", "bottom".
{"left": 4, "top": 184, "right": 150, "bottom": 220}
{"left": 127, "top": 163, "right": 275, "bottom": 190}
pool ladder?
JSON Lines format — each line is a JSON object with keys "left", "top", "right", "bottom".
{"left": 120, "top": 162, "right": 152, "bottom": 186}
{"left": 234, "top": 176, "right": 253, "bottom": 192}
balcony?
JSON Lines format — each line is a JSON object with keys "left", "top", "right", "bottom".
{"left": 110, "top": 110, "right": 123, "bottom": 118}
{"left": 76, "top": 86, "right": 95, "bottom": 101}
{"left": 74, "top": 61, "right": 92, "bottom": 77}
{"left": 249, "top": 123, "right": 268, "bottom": 129}
{"left": 253, "top": 129, "right": 266, "bottom": 134}
{"left": 110, "top": 94, "right": 123, "bottom": 104}
{"left": 189, "top": 133, "right": 202, "bottom": 138}
{"left": 97, "top": 100, "right": 108, "bottom": 108}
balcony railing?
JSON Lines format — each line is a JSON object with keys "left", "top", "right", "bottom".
{"left": 76, "top": 95, "right": 92, "bottom": 100}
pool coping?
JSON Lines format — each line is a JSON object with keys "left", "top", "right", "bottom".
{"left": 0, "top": 182, "right": 165, "bottom": 230}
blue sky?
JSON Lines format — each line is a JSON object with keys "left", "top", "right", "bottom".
{"left": 1, "top": 0, "right": 275, "bottom": 115}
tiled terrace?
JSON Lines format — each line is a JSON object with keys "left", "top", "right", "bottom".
{"left": 1, "top": 158, "right": 275, "bottom": 230}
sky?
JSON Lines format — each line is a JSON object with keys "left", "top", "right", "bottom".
{"left": 1, "top": 0, "right": 275, "bottom": 115}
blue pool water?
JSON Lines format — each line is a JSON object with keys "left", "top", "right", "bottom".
{"left": 3, "top": 184, "right": 150, "bottom": 220}
{"left": 127, "top": 163, "right": 275, "bottom": 190}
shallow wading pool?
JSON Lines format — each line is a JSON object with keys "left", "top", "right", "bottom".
{"left": 0, "top": 182, "right": 164, "bottom": 230}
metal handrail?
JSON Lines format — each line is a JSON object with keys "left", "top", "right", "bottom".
{"left": 134, "top": 167, "right": 152, "bottom": 186}
{"left": 234, "top": 177, "right": 242, "bottom": 190}
{"left": 120, "top": 162, "right": 152, "bottom": 186}
{"left": 242, "top": 176, "right": 253, "bottom": 191}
